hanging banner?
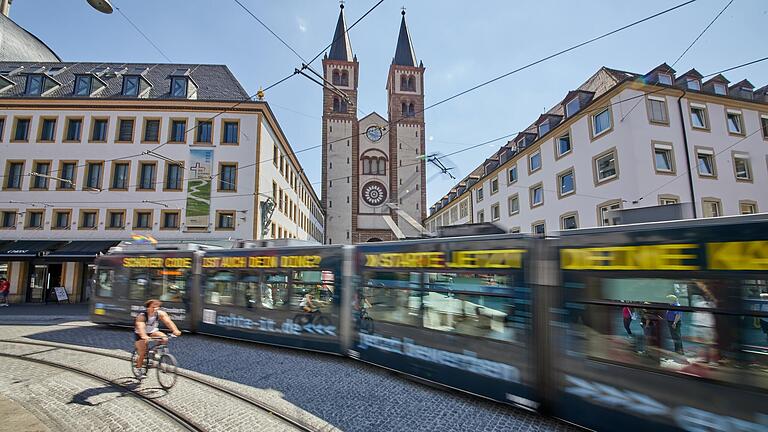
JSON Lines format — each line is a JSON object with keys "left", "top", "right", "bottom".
{"left": 186, "top": 149, "right": 213, "bottom": 229}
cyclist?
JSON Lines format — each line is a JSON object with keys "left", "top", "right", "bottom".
{"left": 135, "top": 298, "right": 181, "bottom": 378}
{"left": 299, "top": 292, "right": 318, "bottom": 313}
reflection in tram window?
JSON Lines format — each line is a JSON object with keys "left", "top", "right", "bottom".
{"left": 261, "top": 272, "right": 289, "bottom": 309}
{"left": 150, "top": 269, "right": 187, "bottom": 302}
{"left": 291, "top": 270, "right": 335, "bottom": 313}
{"left": 128, "top": 271, "right": 149, "bottom": 300}
{"left": 574, "top": 277, "right": 768, "bottom": 389}
{"left": 362, "top": 271, "right": 422, "bottom": 327}
{"left": 423, "top": 273, "right": 516, "bottom": 342}
{"left": 206, "top": 271, "right": 235, "bottom": 305}
{"left": 238, "top": 275, "right": 259, "bottom": 308}
{"left": 97, "top": 269, "right": 115, "bottom": 297}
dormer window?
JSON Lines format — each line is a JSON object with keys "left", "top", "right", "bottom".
{"left": 74, "top": 76, "right": 91, "bottom": 96}
{"left": 565, "top": 98, "right": 580, "bottom": 117}
{"left": 740, "top": 87, "right": 753, "bottom": 99}
{"left": 686, "top": 78, "right": 701, "bottom": 91}
{"left": 25, "top": 74, "right": 44, "bottom": 95}
{"left": 713, "top": 83, "right": 727, "bottom": 95}
{"left": 171, "top": 76, "right": 188, "bottom": 98}
{"left": 538, "top": 121, "right": 550, "bottom": 136}
{"left": 122, "top": 75, "right": 140, "bottom": 96}
{"left": 658, "top": 73, "right": 673, "bottom": 85}
{"left": 0, "top": 75, "right": 14, "bottom": 93}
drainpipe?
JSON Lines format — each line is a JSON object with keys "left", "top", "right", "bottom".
{"left": 676, "top": 90, "right": 698, "bottom": 218}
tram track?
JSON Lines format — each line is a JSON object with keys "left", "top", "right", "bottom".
{"left": 0, "top": 338, "right": 324, "bottom": 432}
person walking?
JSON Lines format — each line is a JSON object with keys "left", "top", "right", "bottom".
{"left": 666, "top": 295, "right": 684, "bottom": 355}
{"left": 622, "top": 305, "right": 634, "bottom": 336}
{"left": 0, "top": 277, "right": 9, "bottom": 306}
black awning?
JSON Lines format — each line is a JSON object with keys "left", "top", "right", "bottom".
{"left": 47, "top": 241, "right": 120, "bottom": 259}
{"left": 0, "top": 241, "right": 68, "bottom": 259}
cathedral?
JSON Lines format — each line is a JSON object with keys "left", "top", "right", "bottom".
{"left": 321, "top": 5, "right": 426, "bottom": 244}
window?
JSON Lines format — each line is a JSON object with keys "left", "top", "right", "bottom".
{"left": 90, "top": 118, "right": 108, "bottom": 142}
{"left": 58, "top": 162, "right": 76, "bottom": 190}
{"left": 79, "top": 210, "right": 98, "bottom": 229}
{"left": 647, "top": 96, "right": 669, "bottom": 124}
{"left": 165, "top": 163, "right": 183, "bottom": 190}
{"left": 74, "top": 75, "right": 92, "bottom": 96}
{"left": 134, "top": 210, "right": 152, "bottom": 229}
{"left": 217, "top": 211, "right": 235, "bottom": 230}
{"left": 565, "top": 97, "right": 580, "bottom": 117}
{"left": 273, "top": 145, "right": 279, "bottom": 167}
{"left": 222, "top": 121, "right": 238, "bottom": 144}
{"left": 111, "top": 162, "right": 129, "bottom": 190}
{"left": 686, "top": 78, "right": 701, "bottom": 91}
{"left": 333, "top": 98, "right": 348, "bottom": 113}
{"left": 138, "top": 162, "right": 156, "bottom": 190}
{"left": 1, "top": 211, "right": 17, "bottom": 229}
{"left": 170, "top": 119, "right": 186, "bottom": 143}
{"left": 170, "top": 76, "right": 188, "bottom": 98}
{"left": 196, "top": 120, "right": 212, "bottom": 143}
{"left": 598, "top": 201, "right": 621, "bottom": 226}
{"left": 592, "top": 108, "right": 611, "bottom": 137}
{"left": 333, "top": 70, "right": 341, "bottom": 85}
{"left": 653, "top": 143, "right": 674, "bottom": 173}
{"left": 476, "top": 186, "right": 484, "bottom": 202}
{"left": 25, "top": 210, "right": 44, "bottom": 229}
{"left": 219, "top": 163, "right": 237, "bottom": 191}
{"left": 561, "top": 213, "right": 578, "bottom": 230}
{"left": 25, "top": 74, "right": 43, "bottom": 95}
{"left": 658, "top": 73, "right": 673, "bottom": 85}
{"left": 538, "top": 121, "right": 550, "bottom": 136}
{"left": 713, "top": 82, "right": 727, "bottom": 95}
{"left": 556, "top": 133, "right": 571, "bottom": 157}
{"left": 13, "top": 117, "right": 30, "bottom": 141}
{"left": 65, "top": 118, "right": 82, "bottom": 141}
{"left": 529, "top": 150, "right": 542, "bottom": 172}
{"left": 491, "top": 203, "right": 500, "bottom": 221}
{"left": 107, "top": 210, "right": 125, "bottom": 229}
{"left": 477, "top": 210, "right": 485, "bottom": 223}
{"left": 53, "top": 210, "right": 70, "bottom": 229}
{"left": 696, "top": 149, "right": 715, "bottom": 177}
{"left": 490, "top": 177, "right": 499, "bottom": 194}
{"left": 31, "top": 161, "right": 50, "bottom": 189}
{"left": 85, "top": 162, "right": 103, "bottom": 190}
{"left": 0, "top": 118, "right": 5, "bottom": 141}
{"left": 739, "top": 201, "right": 757, "bottom": 214}
{"left": 726, "top": 110, "right": 744, "bottom": 135}
{"left": 459, "top": 199, "right": 469, "bottom": 218}
{"left": 507, "top": 165, "right": 518, "bottom": 184}
{"left": 558, "top": 169, "right": 575, "bottom": 197}
{"left": 594, "top": 150, "right": 617, "bottom": 183}
{"left": 659, "top": 196, "right": 679, "bottom": 205}
{"left": 510, "top": 227, "right": 520, "bottom": 234}
{"left": 4, "top": 162, "right": 23, "bottom": 190}
{"left": 117, "top": 118, "right": 134, "bottom": 142}
{"left": 39, "top": 118, "right": 57, "bottom": 141}
{"left": 532, "top": 221, "right": 545, "bottom": 235}
{"left": 761, "top": 115, "right": 768, "bottom": 139}
{"left": 450, "top": 206, "right": 458, "bottom": 223}
{"left": 702, "top": 199, "right": 721, "bottom": 218}
{"left": 508, "top": 194, "right": 519, "bottom": 216}
{"left": 161, "top": 211, "right": 180, "bottom": 229}
{"left": 530, "top": 183, "right": 544, "bottom": 207}
{"left": 143, "top": 119, "right": 160, "bottom": 142}
{"left": 122, "top": 76, "right": 140, "bottom": 96}
{"left": 689, "top": 104, "right": 708, "bottom": 129}
{"left": 733, "top": 154, "right": 751, "bottom": 181}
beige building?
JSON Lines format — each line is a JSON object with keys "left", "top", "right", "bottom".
{"left": 426, "top": 64, "right": 768, "bottom": 234}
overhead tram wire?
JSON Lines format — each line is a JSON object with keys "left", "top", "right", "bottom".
{"left": 232, "top": 0, "right": 309, "bottom": 64}
{"left": 113, "top": 2, "right": 173, "bottom": 62}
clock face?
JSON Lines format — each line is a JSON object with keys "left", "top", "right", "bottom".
{"left": 366, "top": 125, "right": 383, "bottom": 142}
{"left": 362, "top": 181, "right": 387, "bottom": 207}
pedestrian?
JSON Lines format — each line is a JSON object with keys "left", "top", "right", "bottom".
{"left": 0, "top": 277, "right": 10, "bottom": 306}
{"left": 666, "top": 294, "right": 684, "bottom": 355}
{"left": 622, "top": 305, "right": 634, "bottom": 336}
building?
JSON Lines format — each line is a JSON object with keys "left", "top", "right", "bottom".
{"left": 425, "top": 64, "right": 768, "bottom": 234}
{"left": 0, "top": 61, "right": 324, "bottom": 303}
{"left": 0, "top": 4, "right": 61, "bottom": 63}
{"left": 322, "top": 6, "right": 426, "bottom": 244}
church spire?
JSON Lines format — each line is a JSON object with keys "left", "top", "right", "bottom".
{"left": 393, "top": 9, "right": 417, "bottom": 67}
{"left": 328, "top": 3, "right": 353, "bottom": 62}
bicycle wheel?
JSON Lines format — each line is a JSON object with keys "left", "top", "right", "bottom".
{"left": 130, "top": 350, "right": 147, "bottom": 378}
{"left": 313, "top": 315, "right": 331, "bottom": 327}
{"left": 293, "top": 314, "right": 311, "bottom": 326}
{"left": 156, "top": 353, "right": 178, "bottom": 389}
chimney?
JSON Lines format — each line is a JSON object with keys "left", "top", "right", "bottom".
{"left": 1, "top": 0, "right": 11, "bottom": 17}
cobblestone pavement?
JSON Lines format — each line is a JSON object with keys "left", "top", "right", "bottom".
{"left": 0, "top": 320, "right": 577, "bottom": 432}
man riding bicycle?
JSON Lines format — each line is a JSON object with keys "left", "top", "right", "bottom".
{"left": 135, "top": 299, "right": 181, "bottom": 378}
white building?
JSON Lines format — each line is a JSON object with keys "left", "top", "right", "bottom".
{"left": 426, "top": 64, "right": 768, "bottom": 234}
{"left": 0, "top": 61, "right": 323, "bottom": 303}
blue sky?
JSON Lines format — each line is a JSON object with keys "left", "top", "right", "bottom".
{"left": 12, "top": 0, "right": 768, "bottom": 205}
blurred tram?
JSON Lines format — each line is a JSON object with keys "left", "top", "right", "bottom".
{"left": 92, "top": 215, "right": 768, "bottom": 432}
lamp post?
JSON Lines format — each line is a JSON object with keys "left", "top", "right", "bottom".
{"left": 87, "top": 0, "right": 113, "bottom": 14}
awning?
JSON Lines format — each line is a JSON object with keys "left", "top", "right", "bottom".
{"left": 0, "top": 241, "right": 68, "bottom": 259}
{"left": 47, "top": 241, "right": 120, "bottom": 259}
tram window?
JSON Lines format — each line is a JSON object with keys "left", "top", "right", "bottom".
{"left": 261, "top": 272, "right": 289, "bottom": 309}
{"left": 291, "top": 270, "right": 335, "bottom": 313}
{"left": 96, "top": 269, "right": 115, "bottom": 297}
{"left": 423, "top": 272, "right": 516, "bottom": 342}
{"left": 574, "top": 276, "right": 768, "bottom": 389}
{"left": 128, "top": 272, "right": 149, "bottom": 300}
{"left": 237, "top": 275, "right": 259, "bottom": 308}
{"left": 362, "top": 271, "right": 421, "bottom": 327}
{"left": 205, "top": 271, "right": 236, "bottom": 305}
{"left": 149, "top": 269, "right": 187, "bottom": 302}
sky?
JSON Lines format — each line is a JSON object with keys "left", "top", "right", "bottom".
{"left": 11, "top": 0, "right": 768, "bottom": 206}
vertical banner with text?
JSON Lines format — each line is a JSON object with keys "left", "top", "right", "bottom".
{"left": 185, "top": 149, "right": 213, "bottom": 229}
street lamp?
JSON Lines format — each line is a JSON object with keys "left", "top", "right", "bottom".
{"left": 87, "top": 0, "right": 113, "bottom": 14}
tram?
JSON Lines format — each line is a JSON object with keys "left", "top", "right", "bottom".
{"left": 91, "top": 214, "right": 768, "bottom": 432}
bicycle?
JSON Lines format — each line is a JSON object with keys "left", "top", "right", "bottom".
{"left": 131, "top": 335, "right": 178, "bottom": 389}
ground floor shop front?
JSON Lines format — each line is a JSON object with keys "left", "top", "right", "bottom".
{"left": 0, "top": 241, "right": 118, "bottom": 304}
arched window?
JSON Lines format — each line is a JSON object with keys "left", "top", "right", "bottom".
{"left": 363, "top": 158, "right": 371, "bottom": 174}
{"left": 340, "top": 70, "right": 349, "bottom": 86}
{"left": 408, "top": 76, "right": 416, "bottom": 91}
{"left": 332, "top": 70, "right": 341, "bottom": 85}
{"left": 400, "top": 75, "right": 408, "bottom": 91}
{"left": 408, "top": 103, "right": 415, "bottom": 117}
{"left": 402, "top": 102, "right": 408, "bottom": 117}
{"left": 378, "top": 158, "right": 386, "bottom": 175}
{"left": 333, "top": 97, "right": 341, "bottom": 113}
{"left": 340, "top": 99, "right": 348, "bottom": 113}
